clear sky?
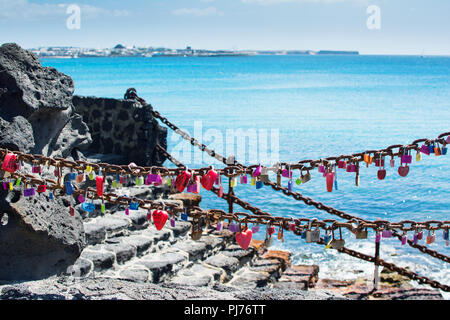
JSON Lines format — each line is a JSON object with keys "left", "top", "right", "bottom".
{"left": 0, "top": 0, "right": 449, "bottom": 55}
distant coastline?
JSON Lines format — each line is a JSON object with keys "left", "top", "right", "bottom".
{"left": 31, "top": 44, "right": 359, "bottom": 59}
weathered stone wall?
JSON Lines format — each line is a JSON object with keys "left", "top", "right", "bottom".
{"left": 72, "top": 96, "right": 167, "bottom": 167}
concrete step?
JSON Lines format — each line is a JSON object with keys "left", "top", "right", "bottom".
{"left": 273, "top": 265, "right": 319, "bottom": 290}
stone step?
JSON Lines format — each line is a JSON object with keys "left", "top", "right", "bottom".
{"left": 273, "top": 265, "right": 320, "bottom": 290}
{"left": 168, "top": 263, "right": 225, "bottom": 287}
{"left": 133, "top": 250, "right": 190, "bottom": 283}
{"left": 227, "top": 267, "right": 273, "bottom": 288}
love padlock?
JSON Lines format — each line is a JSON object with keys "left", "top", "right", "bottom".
{"left": 301, "top": 169, "right": 311, "bottom": 183}
{"left": 236, "top": 227, "right": 253, "bottom": 250}
{"left": 78, "top": 194, "right": 85, "bottom": 203}
{"left": 355, "top": 227, "right": 368, "bottom": 240}
{"left": 255, "top": 180, "right": 263, "bottom": 189}
{"left": 306, "top": 219, "right": 320, "bottom": 243}
{"left": 240, "top": 175, "right": 248, "bottom": 184}
{"left": 175, "top": 170, "right": 191, "bottom": 193}
{"left": 287, "top": 180, "right": 293, "bottom": 191}
{"left": 2, "top": 153, "right": 17, "bottom": 173}
{"left": 267, "top": 225, "right": 276, "bottom": 236}
{"left": 81, "top": 202, "right": 95, "bottom": 213}
{"left": 382, "top": 228, "right": 392, "bottom": 238}
{"left": 170, "top": 217, "right": 176, "bottom": 228}
{"left": 338, "top": 160, "right": 347, "bottom": 169}
{"left": 326, "top": 172, "right": 334, "bottom": 192}
{"left": 216, "top": 221, "right": 222, "bottom": 231}
{"left": 65, "top": 181, "right": 74, "bottom": 195}
{"left": 401, "top": 232, "right": 408, "bottom": 245}
{"left": 200, "top": 168, "right": 218, "bottom": 190}
{"left": 252, "top": 223, "right": 260, "bottom": 233}
{"left": 129, "top": 202, "right": 139, "bottom": 210}
{"left": 229, "top": 221, "right": 239, "bottom": 233}
{"left": 152, "top": 210, "right": 168, "bottom": 231}
{"left": 426, "top": 231, "right": 435, "bottom": 244}
{"left": 330, "top": 227, "right": 345, "bottom": 250}
{"left": 37, "top": 185, "right": 47, "bottom": 193}
{"left": 23, "top": 187, "right": 35, "bottom": 197}
{"left": 420, "top": 144, "right": 430, "bottom": 155}
{"left": 96, "top": 176, "right": 104, "bottom": 197}
{"left": 252, "top": 165, "right": 262, "bottom": 177}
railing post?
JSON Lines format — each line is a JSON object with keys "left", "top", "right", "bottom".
{"left": 373, "top": 231, "right": 380, "bottom": 291}
{"left": 228, "top": 176, "right": 234, "bottom": 214}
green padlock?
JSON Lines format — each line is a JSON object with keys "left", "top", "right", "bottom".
{"left": 16, "top": 178, "right": 21, "bottom": 186}
{"left": 101, "top": 203, "right": 106, "bottom": 213}
{"left": 295, "top": 177, "right": 302, "bottom": 186}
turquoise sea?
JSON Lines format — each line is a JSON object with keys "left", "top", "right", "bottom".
{"left": 42, "top": 55, "right": 450, "bottom": 295}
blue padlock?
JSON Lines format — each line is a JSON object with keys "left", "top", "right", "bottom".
{"left": 429, "top": 144, "right": 435, "bottom": 154}
{"left": 301, "top": 231, "right": 307, "bottom": 239}
{"left": 65, "top": 181, "right": 74, "bottom": 195}
{"left": 442, "top": 147, "right": 448, "bottom": 155}
{"left": 129, "top": 202, "right": 139, "bottom": 210}
{"left": 116, "top": 174, "right": 120, "bottom": 182}
{"left": 444, "top": 230, "right": 449, "bottom": 240}
{"left": 81, "top": 202, "right": 95, "bottom": 213}
{"left": 67, "top": 173, "right": 77, "bottom": 181}
{"left": 256, "top": 181, "right": 263, "bottom": 189}
{"left": 334, "top": 179, "right": 338, "bottom": 190}
{"left": 323, "top": 233, "right": 331, "bottom": 244}
{"left": 49, "top": 192, "right": 54, "bottom": 200}
{"left": 181, "top": 212, "right": 188, "bottom": 221}
{"left": 287, "top": 180, "right": 293, "bottom": 191}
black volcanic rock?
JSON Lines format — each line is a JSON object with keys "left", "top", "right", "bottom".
{"left": 0, "top": 188, "right": 85, "bottom": 280}
{"left": 0, "top": 43, "right": 92, "bottom": 158}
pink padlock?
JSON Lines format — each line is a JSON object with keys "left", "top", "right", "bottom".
{"left": 338, "top": 160, "right": 347, "bottom": 169}
{"left": 253, "top": 165, "right": 262, "bottom": 177}
{"left": 382, "top": 229, "right": 392, "bottom": 238}
{"left": 318, "top": 165, "right": 325, "bottom": 173}
{"left": 240, "top": 175, "right": 247, "bottom": 184}
{"left": 401, "top": 154, "right": 412, "bottom": 164}
{"left": 376, "top": 232, "right": 381, "bottom": 243}
{"left": 420, "top": 144, "right": 430, "bottom": 155}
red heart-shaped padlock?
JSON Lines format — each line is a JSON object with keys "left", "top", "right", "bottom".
{"left": 201, "top": 169, "right": 217, "bottom": 191}
{"left": 175, "top": 170, "right": 191, "bottom": 193}
{"left": 152, "top": 210, "right": 168, "bottom": 230}
{"left": 398, "top": 165, "right": 409, "bottom": 177}
{"left": 236, "top": 228, "right": 253, "bottom": 250}
{"left": 268, "top": 226, "right": 275, "bottom": 235}
{"left": 377, "top": 169, "right": 386, "bottom": 180}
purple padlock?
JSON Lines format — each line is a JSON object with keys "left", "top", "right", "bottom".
{"left": 240, "top": 175, "right": 247, "bottom": 184}
{"left": 420, "top": 144, "right": 430, "bottom": 155}
{"left": 154, "top": 175, "right": 162, "bottom": 185}
{"left": 229, "top": 222, "right": 239, "bottom": 233}
{"left": 78, "top": 194, "right": 85, "bottom": 203}
{"left": 2, "top": 182, "right": 7, "bottom": 190}
{"left": 23, "top": 188, "right": 35, "bottom": 197}
{"left": 170, "top": 218, "right": 176, "bottom": 228}
{"left": 282, "top": 169, "right": 292, "bottom": 178}
{"left": 125, "top": 208, "right": 130, "bottom": 216}
{"left": 252, "top": 224, "right": 260, "bottom": 233}
{"left": 253, "top": 165, "right": 262, "bottom": 177}
{"left": 375, "top": 232, "right": 381, "bottom": 243}
{"left": 401, "top": 234, "right": 407, "bottom": 245}
{"left": 382, "top": 229, "right": 392, "bottom": 238}
{"left": 350, "top": 164, "right": 356, "bottom": 172}
{"left": 217, "top": 222, "right": 223, "bottom": 231}
{"left": 401, "top": 154, "right": 412, "bottom": 164}
{"left": 413, "top": 233, "right": 418, "bottom": 244}
{"left": 318, "top": 165, "right": 325, "bottom": 173}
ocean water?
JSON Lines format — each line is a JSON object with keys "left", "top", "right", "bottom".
{"left": 42, "top": 55, "right": 450, "bottom": 296}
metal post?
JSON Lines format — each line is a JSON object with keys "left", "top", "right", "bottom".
{"left": 228, "top": 176, "right": 234, "bottom": 214}
{"left": 373, "top": 233, "right": 380, "bottom": 291}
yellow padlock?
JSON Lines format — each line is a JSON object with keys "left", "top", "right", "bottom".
{"left": 416, "top": 151, "right": 422, "bottom": 162}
